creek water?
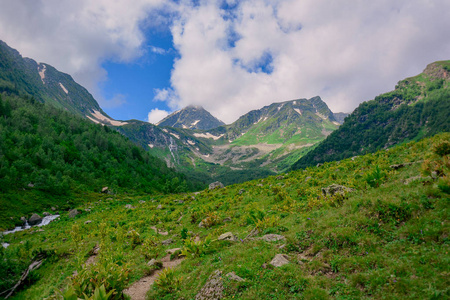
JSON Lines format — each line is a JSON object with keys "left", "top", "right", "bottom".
{"left": 2, "top": 214, "right": 60, "bottom": 236}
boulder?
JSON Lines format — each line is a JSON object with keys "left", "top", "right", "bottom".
{"left": 321, "top": 184, "right": 354, "bottom": 197}
{"left": 226, "top": 272, "right": 245, "bottom": 282}
{"left": 270, "top": 254, "right": 290, "bottom": 267}
{"left": 28, "top": 213, "right": 42, "bottom": 226}
{"left": 68, "top": 209, "right": 79, "bottom": 218}
{"left": 195, "top": 270, "right": 224, "bottom": 300}
{"left": 260, "top": 234, "right": 285, "bottom": 242}
{"left": 209, "top": 181, "right": 224, "bottom": 190}
{"left": 218, "top": 232, "right": 237, "bottom": 242}
{"left": 161, "top": 238, "right": 174, "bottom": 245}
{"left": 101, "top": 187, "right": 109, "bottom": 193}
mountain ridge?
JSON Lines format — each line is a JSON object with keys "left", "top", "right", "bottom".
{"left": 157, "top": 105, "right": 225, "bottom": 130}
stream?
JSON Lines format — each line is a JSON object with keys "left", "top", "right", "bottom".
{"left": 2, "top": 214, "right": 60, "bottom": 238}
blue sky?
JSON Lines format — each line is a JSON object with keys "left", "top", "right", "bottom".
{"left": 1, "top": 0, "right": 450, "bottom": 124}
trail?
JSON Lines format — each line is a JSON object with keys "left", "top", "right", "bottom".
{"left": 124, "top": 255, "right": 184, "bottom": 300}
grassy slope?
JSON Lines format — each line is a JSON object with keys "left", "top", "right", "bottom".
{"left": 1, "top": 133, "right": 449, "bottom": 299}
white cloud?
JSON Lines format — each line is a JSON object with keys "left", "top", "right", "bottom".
{"left": 161, "top": 0, "right": 450, "bottom": 123}
{"left": 0, "top": 0, "right": 166, "bottom": 106}
{"left": 147, "top": 108, "right": 170, "bottom": 124}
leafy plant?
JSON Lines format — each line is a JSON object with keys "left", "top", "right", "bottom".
{"left": 365, "top": 165, "right": 387, "bottom": 188}
{"left": 181, "top": 236, "right": 211, "bottom": 258}
{"left": 154, "top": 267, "right": 182, "bottom": 294}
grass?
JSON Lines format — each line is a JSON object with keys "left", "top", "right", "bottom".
{"left": 1, "top": 133, "right": 449, "bottom": 299}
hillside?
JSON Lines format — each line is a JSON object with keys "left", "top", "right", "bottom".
{"left": 157, "top": 106, "right": 225, "bottom": 130}
{"left": 0, "top": 93, "right": 194, "bottom": 231}
{"left": 292, "top": 61, "right": 450, "bottom": 170}
{"left": 1, "top": 133, "right": 448, "bottom": 299}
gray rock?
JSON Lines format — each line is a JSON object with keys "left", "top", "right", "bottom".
{"left": 51, "top": 207, "right": 56, "bottom": 211}
{"left": 209, "top": 181, "right": 224, "bottom": 190}
{"left": 68, "top": 209, "right": 79, "bottom": 218}
{"left": 305, "top": 176, "right": 311, "bottom": 182}
{"left": 125, "top": 204, "right": 135, "bottom": 209}
{"left": 238, "top": 189, "right": 245, "bottom": 195}
{"left": 257, "top": 184, "right": 264, "bottom": 187}
{"left": 139, "top": 200, "right": 146, "bottom": 204}
{"left": 85, "top": 208, "right": 91, "bottom": 212}
{"left": 223, "top": 217, "right": 232, "bottom": 222}
{"left": 226, "top": 272, "right": 245, "bottom": 282}
{"left": 27, "top": 183, "right": 35, "bottom": 188}
{"left": 101, "top": 187, "right": 109, "bottom": 193}
{"left": 147, "top": 258, "right": 157, "bottom": 266}
{"left": 270, "top": 254, "right": 290, "bottom": 267}
{"left": 198, "top": 221, "right": 204, "bottom": 228}
{"left": 218, "top": 232, "right": 237, "bottom": 242}
{"left": 28, "top": 213, "right": 42, "bottom": 226}
{"left": 85, "top": 220, "right": 92, "bottom": 224}
{"left": 20, "top": 216, "right": 27, "bottom": 224}
{"left": 43, "top": 212, "right": 50, "bottom": 216}
{"left": 161, "top": 238, "right": 174, "bottom": 245}
{"left": 321, "top": 184, "right": 354, "bottom": 197}
{"left": 166, "top": 248, "right": 182, "bottom": 255}
{"left": 316, "top": 163, "right": 323, "bottom": 167}
{"left": 157, "top": 204, "right": 163, "bottom": 210}
{"left": 260, "top": 234, "right": 285, "bottom": 242}
{"left": 276, "top": 175, "right": 285, "bottom": 180}
{"left": 195, "top": 270, "right": 224, "bottom": 300}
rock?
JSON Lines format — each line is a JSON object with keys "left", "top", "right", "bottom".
{"left": 161, "top": 238, "right": 174, "bottom": 245}
{"left": 20, "top": 216, "right": 27, "bottom": 224}
{"left": 177, "top": 216, "right": 183, "bottom": 222}
{"left": 68, "top": 209, "right": 79, "bottom": 218}
{"left": 43, "top": 212, "right": 50, "bottom": 217}
{"left": 27, "top": 183, "right": 35, "bottom": 188}
{"left": 270, "top": 254, "right": 290, "bottom": 267}
{"left": 223, "top": 217, "right": 232, "bottom": 222}
{"left": 257, "top": 184, "right": 263, "bottom": 187}
{"left": 139, "top": 200, "right": 146, "bottom": 204}
{"left": 51, "top": 207, "right": 56, "bottom": 211}
{"left": 218, "top": 232, "right": 237, "bottom": 242}
{"left": 316, "top": 163, "right": 323, "bottom": 167}
{"left": 305, "top": 176, "right": 311, "bottom": 182}
{"left": 198, "top": 221, "right": 204, "bottom": 228}
{"left": 321, "top": 184, "right": 354, "bottom": 197}
{"left": 101, "top": 187, "right": 109, "bottom": 193}
{"left": 85, "top": 220, "right": 92, "bottom": 224}
{"left": 238, "top": 189, "right": 245, "bottom": 195}
{"left": 85, "top": 208, "right": 91, "bottom": 212}
{"left": 28, "top": 213, "right": 42, "bottom": 226}
{"left": 166, "top": 248, "right": 182, "bottom": 255}
{"left": 226, "top": 272, "right": 245, "bottom": 282}
{"left": 260, "top": 234, "right": 285, "bottom": 242}
{"left": 209, "top": 181, "right": 224, "bottom": 190}
{"left": 147, "top": 258, "right": 157, "bottom": 266}
{"left": 157, "top": 204, "right": 163, "bottom": 210}
{"left": 195, "top": 270, "right": 224, "bottom": 300}
{"left": 125, "top": 204, "right": 135, "bottom": 209}
{"left": 276, "top": 175, "right": 285, "bottom": 180}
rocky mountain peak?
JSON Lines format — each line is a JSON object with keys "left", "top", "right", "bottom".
{"left": 157, "top": 106, "right": 225, "bottom": 130}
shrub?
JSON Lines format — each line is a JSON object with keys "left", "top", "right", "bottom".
{"left": 181, "top": 236, "right": 211, "bottom": 258}
{"left": 154, "top": 268, "right": 182, "bottom": 294}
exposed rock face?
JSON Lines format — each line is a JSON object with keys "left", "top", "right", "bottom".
{"left": 260, "top": 234, "right": 285, "bottom": 242}
{"left": 28, "top": 214, "right": 42, "bottom": 226}
{"left": 195, "top": 270, "right": 224, "bottom": 300}
{"left": 270, "top": 254, "right": 290, "bottom": 267}
{"left": 218, "top": 232, "right": 237, "bottom": 242}
{"left": 209, "top": 181, "right": 224, "bottom": 190}
{"left": 68, "top": 209, "right": 79, "bottom": 218}
{"left": 321, "top": 184, "right": 354, "bottom": 197}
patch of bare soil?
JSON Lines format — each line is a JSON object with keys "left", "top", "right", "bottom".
{"left": 124, "top": 255, "right": 184, "bottom": 300}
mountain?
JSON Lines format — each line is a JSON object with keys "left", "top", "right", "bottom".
{"left": 292, "top": 61, "right": 450, "bottom": 170}
{"left": 0, "top": 40, "right": 125, "bottom": 125}
{"left": 333, "top": 112, "right": 349, "bottom": 124}
{"left": 157, "top": 105, "right": 225, "bottom": 130}
{"left": 2, "top": 132, "right": 449, "bottom": 299}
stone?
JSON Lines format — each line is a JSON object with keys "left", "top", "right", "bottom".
{"left": 125, "top": 204, "right": 135, "bottom": 209}
{"left": 28, "top": 213, "right": 42, "bottom": 226}
{"left": 43, "top": 212, "right": 50, "bottom": 216}
{"left": 223, "top": 217, "right": 232, "bottom": 222}
{"left": 157, "top": 204, "right": 163, "bottom": 210}
{"left": 238, "top": 189, "right": 245, "bottom": 195}
{"left": 101, "top": 187, "right": 109, "bottom": 193}
{"left": 316, "top": 163, "right": 323, "bottom": 167}
{"left": 195, "top": 270, "right": 224, "bottom": 300}
{"left": 51, "top": 207, "right": 56, "bottom": 211}
{"left": 305, "top": 176, "right": 311, "bottom": 182}
{"left": 198, "top": 221, "right": 204, "bottom": 228}
{"left": 276, "top": 175, "right": 285, "bottom": 180}
{"left": 139, "top": 200, "right": 146, "bottom": 204}
{"left": 218, "top": 232, "right": 237, "bottom": 242}
{"left": 260, "top": 234, "right": 285, "bottom": 242}
{"left": 147, "top": 258, "right": 157, "bottom": 266}
{"left": 68, "top": 209, "right": 79, "bottom": 218}
{"left": 27, "top": 183, "right": 35, "bottom": 188}
{"left": 85, "top": 220, "right": 92, "bottom": 224}
{"left": 161, "top": 238, "right": 174, "bottom": 245}
{"left": 166, "top": 248, "right": 182, "bottom": 255}
{"left": 257, "top": 184, "right": 263, "bottom": 187}
{"left": 20, "top": 216, "right": 27, "bottom": 224}
{"left": 270, "top": 254, "right": 290, "bottom": 267}
{"left": 226, "top": 272, "right": 245, "bottom": 282}
{"left": 209, "top": 181, "right": 224, "bottom": 190}
{"left": 85, "top": 208, "right": 91, "bottom": 212}
{"left": 321, "top": 184, "right": 354, "bottom": 197}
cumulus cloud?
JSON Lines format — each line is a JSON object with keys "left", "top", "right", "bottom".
{"left": 0, "top": 0, "right": 165, "bottom": 106}
{"left": 147, "top": 108, "right": 170, "bottom": 124}
{"left": 163, "top": 0, "right": 450, "bottom": 123}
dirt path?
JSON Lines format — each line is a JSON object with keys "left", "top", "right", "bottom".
{"left": 123, "top": 255, "right": 184, "bottom": 300}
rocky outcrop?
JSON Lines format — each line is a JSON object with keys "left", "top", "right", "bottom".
{"left": 28, "top": 214, "right": 42, "bottom": 226}
{"left": 321, "top": 184, "right": 354, "bottom": 197}
{"left": 209, "top": 181, "right": 224, "bottom": 190}
{"left": 218, "top": 232, "right": 237, "bottom": 242}
{"left": 195, "top": 270, "right": 224, "bottom": 300}
{"left": 270, "top": 254, "right": 290, "bottom": 267}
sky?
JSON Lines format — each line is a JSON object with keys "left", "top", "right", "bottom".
{"left": 0, "top": 0, "right": 450, "bottom": 124}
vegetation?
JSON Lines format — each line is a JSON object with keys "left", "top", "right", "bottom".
{"left": 293, "top": 61, "right": 450, "bottom": 170}
{"left": 1, "top": 133, "right": 448, "bottom": 299}
{"left": 0, "top": 93, "right": 194, "bottom": 230}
